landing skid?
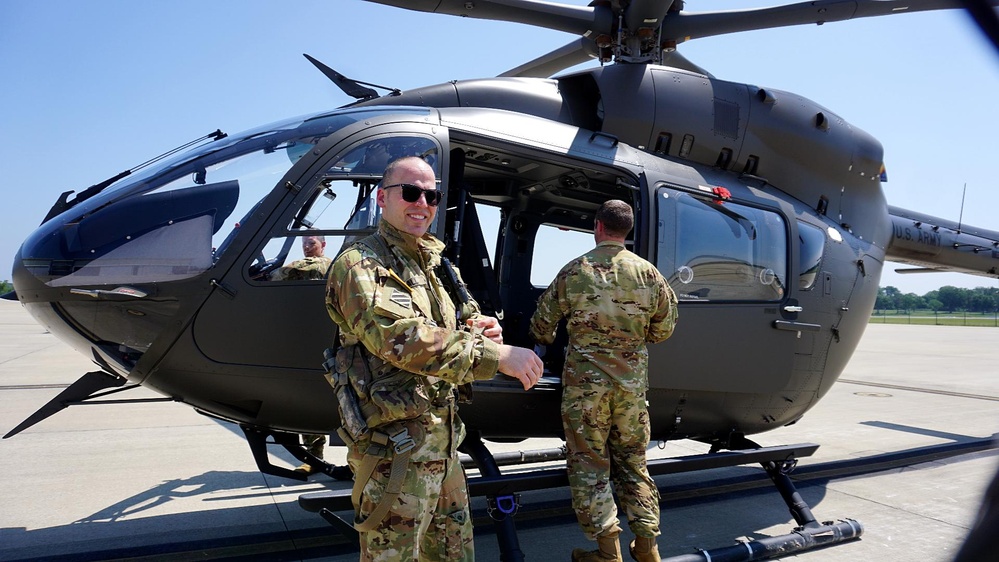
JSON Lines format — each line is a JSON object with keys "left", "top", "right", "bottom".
{"left": 662, "top": 453, "right": 862, "bottom": 562}
{"left": 298, "top": 435, "right": 862, "bottom": 561}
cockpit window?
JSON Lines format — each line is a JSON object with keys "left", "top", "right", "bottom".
{"left": 327, "top": 136, "right": 440, "bottom": 177}
{"left": 656, "top": 187, "right": 788, "bottom": 302}
{"left": 254, "top": 135, "right": 441, "bottom": 282}
{"left": 250, "top": 234, "right": 335, "bottom": 282}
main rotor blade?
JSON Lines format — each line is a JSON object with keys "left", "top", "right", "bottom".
{"left": 662, "top": 0, "right": 994, "bottom": 44}
{"left": 500, "top": 37, "right": 598, "bottom": 77}
{"left": 661, "top": 51, "right": 713, "bottom": 77}
{"left": 625, "top": 0, "right": 675, "bottom": 32}
{"left": 961, "top": 0, "right": 999, "bottom": 57}
{"left": 363, "top": 0, "right": 610, "bottom": 37}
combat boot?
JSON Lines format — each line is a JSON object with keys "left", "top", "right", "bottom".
{"left": 307, "top": 435, "right": 325, "bottom": 459}
{"left": 571, "top": 529, "right": 623, "bottom": 562}
{"left": 628, "top": 535, "right": 660, "bottom": 562}
{"left": 295, "top": 434, "right": 326, "bottom": 474}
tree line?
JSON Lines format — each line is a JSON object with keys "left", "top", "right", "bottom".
{"left": 876, "top": 285, "right": 999, "bottom": 314}
{"left": 0, "top": 279, "right": 11, "bottom": 295}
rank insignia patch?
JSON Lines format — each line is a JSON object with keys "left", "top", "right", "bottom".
{"left": 389, "top": 289, "right": 412, "bottom": 308}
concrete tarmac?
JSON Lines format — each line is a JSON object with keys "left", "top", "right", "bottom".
{"left": 1, "top": 299, "right": 997, "bottom": 561}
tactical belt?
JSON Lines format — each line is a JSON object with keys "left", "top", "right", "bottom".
{"left": 341, "top": 424, "right": 417, "bottom": 532}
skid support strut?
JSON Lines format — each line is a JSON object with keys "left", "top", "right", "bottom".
{"left": 765, "top": 458, "right": 817, "bottom": 527}
{"left": 459, "top": 431, "right": 526, "bottom": 562}
{"left": 662, "top": 456, "right": 863, "bottom": 561}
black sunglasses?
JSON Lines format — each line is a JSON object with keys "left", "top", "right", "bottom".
{"left": 383, "top": 183, "right": 443, "bottom": 207}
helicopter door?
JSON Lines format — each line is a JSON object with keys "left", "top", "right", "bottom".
{"left": 651, "top": 186, "right": 794, "bottom": 393}
{"left": 191, "top": 133, "right": 443, "bottom": 370}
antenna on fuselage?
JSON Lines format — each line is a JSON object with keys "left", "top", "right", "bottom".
{"left": 958, "top": 182, "right": 967, "bottom": 235}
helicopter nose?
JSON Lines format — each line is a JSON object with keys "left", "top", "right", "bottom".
{"left": 11, "top": 195, "right": 234, "bottom": 375}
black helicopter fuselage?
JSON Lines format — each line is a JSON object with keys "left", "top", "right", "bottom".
{"left": 7, "top": 63, "right": 952, "bottom": 448}
{"left": 346, "top": 63, "right": 893, "bottom": 442}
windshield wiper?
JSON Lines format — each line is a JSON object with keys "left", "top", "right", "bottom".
{"left": 42, "top": 129, "right": 228, "bottom": 224}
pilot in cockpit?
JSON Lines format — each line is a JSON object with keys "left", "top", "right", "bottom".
{"left": 269, "top": 235, "right": 332, "bottom": 282}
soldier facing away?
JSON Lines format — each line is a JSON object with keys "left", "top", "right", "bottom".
{"left": 324, "top": 156, "right": 543, "bottom": 561}
{"left": 529, "top": 199, "right": 678, "bottom": 562}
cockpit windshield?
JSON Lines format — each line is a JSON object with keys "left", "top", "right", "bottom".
{"left": 96, "top": 107, "right": 428, "bottom": 202}
{"left": 21, "top": 107, "right": 432, "bottom": 288}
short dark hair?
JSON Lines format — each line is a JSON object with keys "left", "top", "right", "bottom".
{"left": 595, "top": 199, "right": 633, "bottom": 237}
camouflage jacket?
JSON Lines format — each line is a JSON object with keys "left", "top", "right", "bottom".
{"left": 271, "top": 255, "right": 333, "bottom": 281}
{"left": 325, "top": 220, "right": 501, "bottom": 461}
{"left": 528, "top": 241, "right": 678, "bottom": 392}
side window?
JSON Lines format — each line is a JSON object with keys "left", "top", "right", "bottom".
{"left": 476, "top": 203, "right": 501, "bottom": 265}
{"left": 251, "top": 135, "right": 440, "bottom": 282}
{"left": 798, "top": 221, "right": 826, "bottom": 290}
{"left": 299, "top": 177, "right": 381, "bottom": 234}
{"left": 531, "top": 224, "right": 595, "bottom": 287}
{"left": 657, "top": 188, "right": 788, "bottom": 301}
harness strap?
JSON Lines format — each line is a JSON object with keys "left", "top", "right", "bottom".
{"left": 350, "top": 427, "right": 417, "bottom": 532}
{"left": 357, "top": 234, "right": 406, "bottom": 282}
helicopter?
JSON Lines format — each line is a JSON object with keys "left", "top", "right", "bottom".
{"left": 5, "top": 0, "right": 999, "bottom": 560}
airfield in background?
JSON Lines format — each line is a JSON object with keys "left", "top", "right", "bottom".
{"left": 1, "top": 300, "right": 997, "bottom": 561}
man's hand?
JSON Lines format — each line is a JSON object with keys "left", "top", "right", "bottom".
{"left": 469, "top": 316, "right": 503, "bottom": 344}
{"left": 497, "top": 345, "right": 544, "bottom": 390}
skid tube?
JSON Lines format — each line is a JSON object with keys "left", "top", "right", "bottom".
{"left": 662, "top": 453, "right": 863, "bottom": 561}
{"left": 299, "top": 436, "right": 860, "bottom": 560}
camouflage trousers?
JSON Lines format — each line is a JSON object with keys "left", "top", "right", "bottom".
{"left": 302, "top": 433, "right": 326, "bottom": 456}
{"left": 346, "top": 450, "right": 474, "bottom": 561}
{"left": 561, "top": 383, "right": 661, "bottom": 540}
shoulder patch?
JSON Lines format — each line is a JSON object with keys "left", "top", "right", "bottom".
{"left": 389, "top": 289, "right": 412, "bottom": 309}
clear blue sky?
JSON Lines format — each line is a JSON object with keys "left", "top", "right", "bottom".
{"left": 2, "top": 1, "right": 997, "bottom": 295}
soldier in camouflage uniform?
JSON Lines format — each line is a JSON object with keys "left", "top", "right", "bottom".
{"left": 269, "top": 234, "right": 334, "bottom": 473}
{"left": 325, "top": 156, "right": 543, "bottom": 561}
{"left": 270, "top": 235, "right": 333, "bottom": 282}
{"left": 529, "top": 200, "right": 678, "bottom": 562}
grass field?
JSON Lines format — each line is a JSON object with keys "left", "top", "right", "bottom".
{"left": 869, "top": 311, "right": 999, "bottom": 326}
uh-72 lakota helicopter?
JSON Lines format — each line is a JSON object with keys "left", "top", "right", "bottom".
{"left": 6, "top": 0, "right": 999, "bottom": 559}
